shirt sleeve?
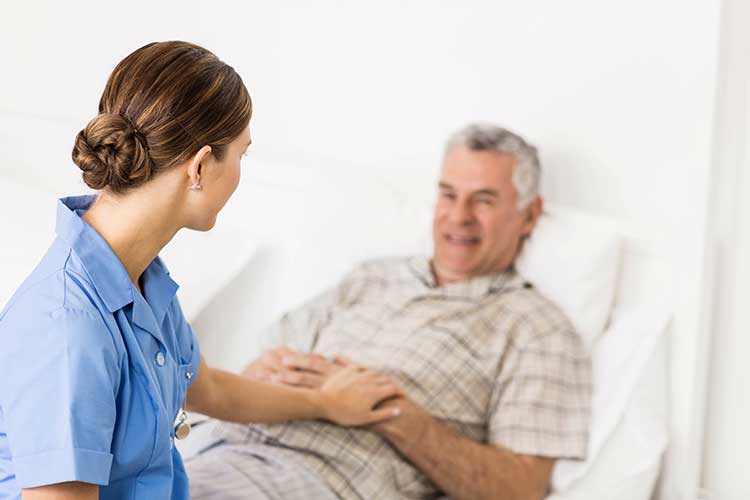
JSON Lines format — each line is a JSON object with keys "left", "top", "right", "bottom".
{"left": 259, "top": 265, "right": 365, "bottom": 352}
{"left": 487, "top": 319, "right": 592, "bottom": 460}
{"left": 0, "top": 307, "right": 121, "bottom": 488}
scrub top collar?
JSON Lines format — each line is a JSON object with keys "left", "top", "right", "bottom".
{"left": 55, "top": 195, "right": 180, "bottom": 338}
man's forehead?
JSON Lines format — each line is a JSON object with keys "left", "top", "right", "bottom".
{"left": 442, "top": 147, "right": 515, "bottom": 171}
{"left": 439, "top": 157, "right": 515, "bottom": 193}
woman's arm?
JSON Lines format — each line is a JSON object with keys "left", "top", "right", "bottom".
{"left": 186, "top": 356, "right": 401, "bottom": 426}
{"left": 22, "top": 482, "right": 98, "bottom": 500}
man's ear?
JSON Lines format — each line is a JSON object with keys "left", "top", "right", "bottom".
{"left": 521, "top": 196, "right": 543, "bottom": 236}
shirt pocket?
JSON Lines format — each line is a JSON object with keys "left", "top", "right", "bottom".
{"left": 174, "top": 318, "right": 200, "bottom": 381}
{"left": 109, "top": 366, "right": 161, "bottom": 487}
{"left": 173, "top": 361, "right": 195, "bottom": 412}
{"left": 173, "top": 331, "right": 199, "bottom": 411}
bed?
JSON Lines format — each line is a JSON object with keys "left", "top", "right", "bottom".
{"left": 165, "top": 159, "right": 703, "bottom": 500}
{"left": 0, "top": 159, "right": 707, "bottom": 499}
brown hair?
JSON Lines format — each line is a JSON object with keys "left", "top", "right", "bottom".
{"left": 72, "top": 41, "right": 252, "bottom": 193}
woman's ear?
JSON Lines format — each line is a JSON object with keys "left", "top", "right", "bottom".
{"left": 187, "top": 145, "right": 212, "bottom": 189}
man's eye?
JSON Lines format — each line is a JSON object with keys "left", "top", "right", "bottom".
{"left": 477, "top": 198, "right": 494, "bottom": 205}
{"left": 440, "top": 192, "right": 456, "bottom": 200}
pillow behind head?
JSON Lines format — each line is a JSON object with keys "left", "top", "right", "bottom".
{"left": 549, "top": 303, "right": 670, "bottom": 498}
{"left": 515, "top": 204, "right": 623, "bottom": 351}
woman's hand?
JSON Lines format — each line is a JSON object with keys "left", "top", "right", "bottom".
{"left": 190, "top": 355, "right": 404, "bottom": 426}
{"left": 316, "top": 365, "right": 404, "bottom": 426}
{"left": 242, "top": 346, "right": 346, "bottom": 388}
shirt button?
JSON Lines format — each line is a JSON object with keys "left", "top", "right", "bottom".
{"left": 155, "top": 351, "right": 166, "bottom": 367}
{"left": 185, "top": 371, "right": 193, "bottom": 380}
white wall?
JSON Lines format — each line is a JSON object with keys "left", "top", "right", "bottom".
{"left": 0, "top": 1, "right": 738, "bottom": 497}
{"left": 0, "top": 1, "right": 720, "bottom": 236}
{"left": 701, "top": 0, "right": 750, "bottom": 498}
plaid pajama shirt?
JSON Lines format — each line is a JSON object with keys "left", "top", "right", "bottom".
{"left": 188, "top": 256, "right": 592, "bottom": 499}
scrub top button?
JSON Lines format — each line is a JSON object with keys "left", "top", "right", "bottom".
{"left": 155, "top": 351, "right": 165, "bottom": 367}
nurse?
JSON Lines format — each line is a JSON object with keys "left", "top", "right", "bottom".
{"left": 0, "top": 41, "right": 402, "bottom": 500}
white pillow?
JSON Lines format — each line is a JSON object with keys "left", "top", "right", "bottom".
{"left": 160, "top": 224, "right": 257, "bottom": 322}
{"left": 516, "top": 204, "right": 623, "bottom": 351}
{"left": 212, "top": 162, "right": 434, "bottom": 318}
{"left": 188, "top": 162, "right": 428, "bottom": 371}
{"left": 549, "top": 304, "right": 670, "bottom": 498}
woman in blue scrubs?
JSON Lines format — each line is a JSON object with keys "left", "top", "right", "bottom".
{"left": 0, "top": 41, "right": 402, "bottom": 500}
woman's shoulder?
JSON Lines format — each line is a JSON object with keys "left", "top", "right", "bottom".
{"left": 1, "top": 238, "right": 107, "bottom": 326}
{"left": 0, "top": 267, "right": 122, "bottom": 370}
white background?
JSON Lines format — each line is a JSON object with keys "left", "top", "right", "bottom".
{"left": 0, "top": 1, "right": 745, "bottom": 498}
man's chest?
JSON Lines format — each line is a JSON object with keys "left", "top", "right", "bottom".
{"left": 313, "top": 296, "right": 511, "bottom": 425}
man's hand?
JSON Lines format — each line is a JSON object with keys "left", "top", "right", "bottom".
{"left": 368, "top": 396, "right": 418, "bottom": 436}
{"left": 242, "top": 346, "right": 348, "bottom": 389}
{"left": 370, "top": 395, "right": 554, "bottom": 500}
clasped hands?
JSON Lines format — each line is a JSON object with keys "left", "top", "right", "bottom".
{"left": 242, "top": 346, "right": 413, "bottom": 432}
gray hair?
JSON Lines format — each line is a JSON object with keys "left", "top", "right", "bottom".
{"left": 445, "top": 123, "right": 541, "bottom": 209}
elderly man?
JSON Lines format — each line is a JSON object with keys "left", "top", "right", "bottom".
{"left": 186, "top": 124, "right": 592, "bottom": 500}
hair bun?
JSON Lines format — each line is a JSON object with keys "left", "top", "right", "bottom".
{"left": 71, "top": 113, "right": 153, "bottom": 192}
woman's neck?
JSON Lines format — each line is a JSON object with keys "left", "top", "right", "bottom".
{"left": 82, "top": 187, "right": 181, "bottom": 290}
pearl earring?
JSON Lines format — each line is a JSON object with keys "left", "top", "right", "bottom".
{"left": 188, "top": 183, "right": 202, "bottom": 191}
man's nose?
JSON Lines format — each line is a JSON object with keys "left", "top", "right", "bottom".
{"left": 448, "top": 200, "right": 475, "bottom": 225}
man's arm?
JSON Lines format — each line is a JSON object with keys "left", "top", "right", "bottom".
{"left": 372, "top": 398, "right": 553, "bottom": 500}
{"left": 370, "top": 320, "right": 593, "bottom": 500}
{"left": 242, "top": 352, "right": 554, "bottom": 499}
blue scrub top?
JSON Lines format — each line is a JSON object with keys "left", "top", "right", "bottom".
{"left": 0, "top": 195, "right": 201, "bottom": 499}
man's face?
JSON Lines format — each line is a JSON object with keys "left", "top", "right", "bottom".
{"left": 432, "top": 146, "right": 540, "bottom": 285}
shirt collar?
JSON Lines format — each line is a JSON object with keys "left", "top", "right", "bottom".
{"left": 55, "top": 195, "right": 179, "bottom": 325}
{"left": 406, "top": 256, "right": 527, "bottom": 300}
{"left": 137, "top": 256, "right": 179, "bottom": 329}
